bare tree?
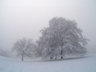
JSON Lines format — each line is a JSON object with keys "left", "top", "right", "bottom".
{"left": 12, "top": 38, "right": 27, "bottom": 61}
{"left": 12, "top": 38, "right": 38, "bottom": 61}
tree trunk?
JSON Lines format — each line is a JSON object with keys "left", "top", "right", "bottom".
{"left": 21, "top": 54, "right": 24, "bottom": 61}
{"left": 21, "top": 51, "right": 24, "bottom": 61}
{"left": 61, "top": 56, "right": 63, "bottom": 59}
{"left": 60, "top": 47, "right": 63, "bottom": 59}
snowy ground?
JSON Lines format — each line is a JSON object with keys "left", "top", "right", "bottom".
{"left": 0, "top": 54, "right": 96, "bottom": 72}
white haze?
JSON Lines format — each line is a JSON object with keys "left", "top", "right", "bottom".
{"left": 0, "top": 0, "right": 96, "bottom": 53}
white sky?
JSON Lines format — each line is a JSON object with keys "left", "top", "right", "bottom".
{"left": 0, "top": 0, "right": 96, "bottom": 53}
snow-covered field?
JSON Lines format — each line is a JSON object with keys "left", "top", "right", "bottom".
{"left": 0, "top": 54, "right": 96, "bottom": 72}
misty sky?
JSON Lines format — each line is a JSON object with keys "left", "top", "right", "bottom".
{"left": 0, "top": 0, "right": 96, "bottom": 53}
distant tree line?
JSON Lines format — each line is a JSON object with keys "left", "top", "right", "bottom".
{"left": 12, "top": 17, "right": 88, "bottom": 61}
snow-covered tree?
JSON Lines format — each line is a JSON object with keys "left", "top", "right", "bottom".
{"left": 25, "top": 39, "right": 39, "bottom": 58}
{"left": 38, "top": 17, "right": 87, "bottom": 60}
{"left": 12, "top": 38, "right": 38, "bottom": 61}
{"left": 12, "top": 38, "right": 27, "bottom": 61}
{"left": 0, "top": 49, "right": 10, "bottom": 57}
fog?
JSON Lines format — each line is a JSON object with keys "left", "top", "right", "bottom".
{"left": 0, "top": 0, "right": 96, "bottom": 53}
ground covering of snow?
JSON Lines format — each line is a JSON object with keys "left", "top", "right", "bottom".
{"left": 0, "top": 54, "right": 96, "bottom": 72}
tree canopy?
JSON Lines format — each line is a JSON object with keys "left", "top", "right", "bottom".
{"left": 38, "top": 17, "right": 87, "bottom": 59}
